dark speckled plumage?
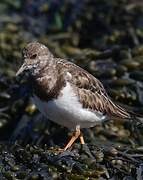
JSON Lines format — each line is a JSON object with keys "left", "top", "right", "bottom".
{"left": 16, "top": 42, "right": 130, "bottom": 120}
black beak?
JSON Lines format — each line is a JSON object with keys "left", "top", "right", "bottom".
{"left": 16, "top": 63, "right": 27, "bottom": 76}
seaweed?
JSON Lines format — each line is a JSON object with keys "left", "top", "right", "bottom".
{"left": 1, "top": 0, "right": 143, "bottom": 179}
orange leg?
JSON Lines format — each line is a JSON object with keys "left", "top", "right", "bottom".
{"left": 57, "top": 126, "right": 85, "bottom": 152}
{"left": 63, "top": 127, "right": 81, "bottom": 151}
{"left": 79, "top": 133, "right": 85, "bottom": 145}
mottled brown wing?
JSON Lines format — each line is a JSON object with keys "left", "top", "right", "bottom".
{"left": 58, "top": 59, "right": 130, "bottom": 119}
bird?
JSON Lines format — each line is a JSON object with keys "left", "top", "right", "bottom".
{"left": 16, "top": 42, "right": 131, "bottom": 151}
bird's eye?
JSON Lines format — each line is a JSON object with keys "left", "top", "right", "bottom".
{"left": 30, "top": 54, "right": 37, "bottom": 59}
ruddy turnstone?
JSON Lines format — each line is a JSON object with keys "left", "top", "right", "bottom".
{"left": 16, "top": 42, "right": 131, "bottom": 151}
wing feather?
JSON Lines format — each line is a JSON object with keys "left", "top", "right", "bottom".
{"left": 57, "top": 59, "right": 130, "bottom": 119}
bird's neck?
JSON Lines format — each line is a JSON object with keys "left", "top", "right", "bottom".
{"left": 31, "top": 59, "right": 65, "bottom": 101}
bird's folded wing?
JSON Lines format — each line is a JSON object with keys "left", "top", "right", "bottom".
{"left": 60, "top": 60, "right": 130, "bottom": 119}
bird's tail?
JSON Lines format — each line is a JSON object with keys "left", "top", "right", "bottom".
{"left": 107, "top": 98, "right": 143, "bottom": 121}
{"left": 109, "top": 101, "right": 143, "bottom": 126}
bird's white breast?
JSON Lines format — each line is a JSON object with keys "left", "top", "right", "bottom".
{"left": 32, "top": 82, "right": 106, "bottom": 129}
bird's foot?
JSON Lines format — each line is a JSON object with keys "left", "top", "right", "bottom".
{"left": 57, "top": 147, "right": 67, "bottom": 153}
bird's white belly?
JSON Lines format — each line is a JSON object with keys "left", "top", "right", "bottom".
{"left": 32, "top": 82, "right": 106, "bottom": 129}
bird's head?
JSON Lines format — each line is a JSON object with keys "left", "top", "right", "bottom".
{"left": 16, "top": 42, "right": 53, "bottom": 76}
